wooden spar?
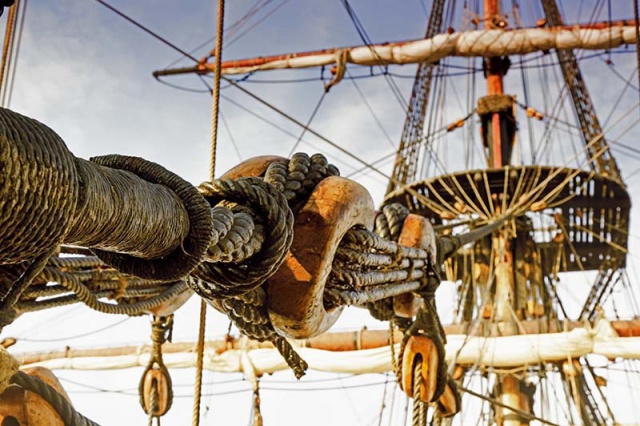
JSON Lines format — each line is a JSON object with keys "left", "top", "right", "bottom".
{"left": 13, "top": 329, "right": 402, "bottom": 366}
{"left": 153, "top": 19, "right": 640, "bottom": 78}
{"left": 12, "top": 319, "right": 640, "bottom": 366}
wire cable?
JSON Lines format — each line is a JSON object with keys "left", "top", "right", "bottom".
{"left": 92, "top": 0, "right": 199, "bottom": 63}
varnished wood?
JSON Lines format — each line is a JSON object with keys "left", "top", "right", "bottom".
{"left": 401, "top": 335, "right": 439, "bottom": 402}
{"left": 268, "top": 176, "right": 375, "bottom": 338}
{"left": 219, "top": 155, "right": 286, "bottom": 180}
{"left": 141, "top": 368, "right": 172, "bottom": 416}
{"left": 437, "top": 380, "right": 459, "bottom": 417}
{"left": 0, "top": 367, "right": 70, "bottom": 426}
{"left": 393, "top": 214, "right": 437, "bottom": 317}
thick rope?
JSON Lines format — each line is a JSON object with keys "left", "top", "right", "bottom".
{"left": 412, "top": 360, "right": 427, "bottom": 426}
{"left": 194, "top": 177, "right": 293, "bottom": 298}
{"left": 0, "top": 108, "right": 213, "bottom": 282}
{"left": 11, "top": 370, "right": 101, "bottom": 426}
{"left": 221, "top": 287, "right": 308, "bottom": 378}
{"left": 200, "top": 1, "right": 224, "bottom": 420}
{"left": 34, "top": 267, "right": 189, "bottom": 316}
{"left": 88, "top": 155, "right": 213, "bottom": 281}
{"left": 0, "top": 248, "right": 53, "bottom": 329}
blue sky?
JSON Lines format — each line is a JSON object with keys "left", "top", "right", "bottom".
{"left": 3, "top": 0, "right": 640, "bottom": 424}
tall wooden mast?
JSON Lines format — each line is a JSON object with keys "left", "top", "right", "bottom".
{"left": 482, "top": 1, "right": 532, "bottom": 425}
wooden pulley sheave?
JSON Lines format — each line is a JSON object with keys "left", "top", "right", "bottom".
{"left": 218, "top": 156, "right": 446, "bottom": 338}
{"left": 400, "top": 334, "right": 440, "bottom": 402}
{"left": 437, "top": 377, "right": 461, "bottom": 416}
{"left": 140, "top": 366, "right": 172, "bottom": 417}
{"left": 399, "top": 335, "right": 460, "bottom": 416}
{"left": 0, "top": 367, "right": 68, "bottom": 426}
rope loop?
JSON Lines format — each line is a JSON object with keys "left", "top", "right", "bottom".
{"left": 193, "top": 177, "right": 294, "bottom": 298}
{"left": 263, "top": 152, "right": 339, "bottom": 213}
{"left": 90, "top": 155, "right": 213, "bottom": 282}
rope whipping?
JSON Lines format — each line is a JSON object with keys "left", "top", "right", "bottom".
{"left": 0, "top": 107, "right": 213, "bottom": 281}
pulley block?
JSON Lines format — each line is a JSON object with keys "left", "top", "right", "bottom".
{"left": 140, "top": 366, "right": 172, "bottom": 417}
{"left": 393, "top": 214, "right": 437, "bottom": 318}
{"left": 400, "top": 334, "right": 440, "bottom": 402}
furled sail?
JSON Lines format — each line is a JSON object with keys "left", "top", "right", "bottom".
{"left": 18, "top": 320, "right": 640, "bottom": 374}
{"left": 156, "top": 21, "right": 639, "bottom": 77}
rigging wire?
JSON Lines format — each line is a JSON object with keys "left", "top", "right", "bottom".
{"left": 220, "top": 110, "right": 244, "bottom": 163}
{"left": 219, "top": 92, "right": 360, "bottom": 174}
{"left": 346, "top": 69, "right": 397, "bottom": 149}
{"left": 287, "top": 89, "right": 327, "bottom": 156}
{"left": 92, "top": 0, "right": 198, "bottom": 63}
{"left": 459, "top": 385, "right": 562, "bottom": 426}
{"left": 635, "top": 0, "right": 640, "bottom": 107}
{"left": 340, "top": 0, "right": 408, "bottom": 110}
{"left": 15, "top": 317, "right": 132, "bottom": 343}
{"left": 162, "top": 0, "right": 289, "bottom": 71}
{"left": 4, "top": 0, "right": 25, "bottom": 108}
{"left": 0, "top": 0, "right": 18, "bottom": 105}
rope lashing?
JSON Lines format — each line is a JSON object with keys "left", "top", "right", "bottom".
{"left": 0, "top": 108, "right": 213, "bottom": 281}
{"left": 193, "top": 177, "right": 294, "bottom": 299}
{"left": 263, "top": 152, "right": 339, "bottom": 212}
{"left": 9, "top": 255, "right": 192, "bottom": 317}
{"left": 85, "top": 155, "right": 213, "bottom": 281}
{"left": 0, "top": 248, "right": 54, "bottom": 329}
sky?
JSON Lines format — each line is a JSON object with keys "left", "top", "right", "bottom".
{"left": 2, "top": 0, "right": 640, "bottom": 425}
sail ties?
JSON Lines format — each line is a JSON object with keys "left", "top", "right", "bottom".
{"left": 324, "top": 49, "right": 348, "bottom": 92}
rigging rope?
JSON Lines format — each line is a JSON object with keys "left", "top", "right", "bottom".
{"left": 192, "top": 299, "right": 207, "bottom": 426}
{"left": 209, "top": 0, "right": 225, "bottom": 181}
{"left": 196, "top": 0, "right": 225, "bottom": 423}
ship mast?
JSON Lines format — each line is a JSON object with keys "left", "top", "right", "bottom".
{"left": 152, "top": 3, "right": 634, "bottom": 424}
{"left": 482, "top": 1, "right": 532, "bottom": 424}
